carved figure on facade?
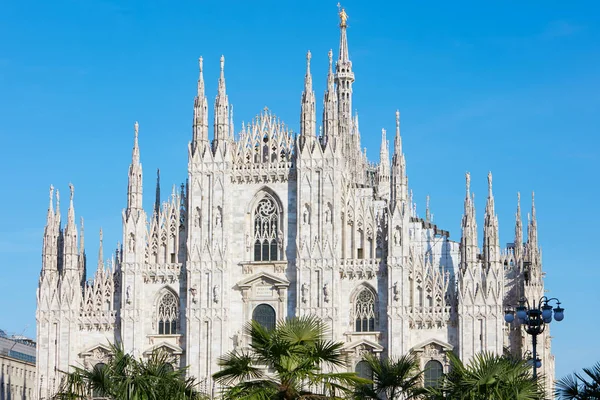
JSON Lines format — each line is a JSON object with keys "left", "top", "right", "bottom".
{"left": 301, "top": 283, "right": 308, "bottom": 304}
{"left": 213, "top": 285, "right": 220, "bottom": 304}
{"left": 323, "top": 283, "right": 330, "bottom": 303}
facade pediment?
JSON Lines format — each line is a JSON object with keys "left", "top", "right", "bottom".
{"left": 236, "top": 271, "right": 290, "bottom": 289}
{"left": 143, "top": 341, "right": 183, "bottom": 356}
{"left": 79, "top": 343, "right": 113, "bottom": 358}
{"left": 411, "top": 338, "right": 453, "bottom": 353}
{"left": 343, "top": 338, "right": 384, "bottom": 354}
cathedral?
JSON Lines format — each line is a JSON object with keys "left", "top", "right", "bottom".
{"left": 36, "top": 8, "right": 554, "bottom": 399}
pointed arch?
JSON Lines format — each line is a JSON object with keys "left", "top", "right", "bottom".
{"left": 249, "top": 188, "right": 284, "bottom": 262}
{"left": 351, "top": 283, "right": 379, "bottom": 332}
{"left": 155, "top": 287, "right": 180, "bottom": 335}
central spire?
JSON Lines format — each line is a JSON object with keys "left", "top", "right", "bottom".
{"left": 337, "top": 3, "right": 350, "bottom": 63}
{"left": 335, "top": 4, "right": 355, "bottom": 141}
{"left": 214, "top": 55, "right": 230, "bottom": 150}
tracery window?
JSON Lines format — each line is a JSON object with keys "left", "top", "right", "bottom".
{"left": 354, "top": 288, "right": 377, "bottom": 332}
{"left": 253, "top": 196, "right": 280, "bottom": 261}
{"left": 157, "top": 292, "right": 179, "bottom": 335}
{"left": 252, "top": 304, "right": 276, "bottom": 331}
{"left": 424, "top": 360, "right": 443, "bottom": 388}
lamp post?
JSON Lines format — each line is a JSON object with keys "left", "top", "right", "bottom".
{"left": 504, "top": 296, "right": 565, "bottom": 379}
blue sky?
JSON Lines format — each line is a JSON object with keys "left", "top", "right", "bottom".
{"left": 0, "top": 0, "right": 598, "bottom": 378}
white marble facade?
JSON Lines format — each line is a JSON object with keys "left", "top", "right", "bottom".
{"left": 36, "top": 10, "right": 555, "bottom": 399}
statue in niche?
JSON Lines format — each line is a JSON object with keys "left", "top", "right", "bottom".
{"left": 232, "top": 330, "right": 242, "bottom": 349}
{"left": 194, "top": 207, "right": 201, "bottom": 228}
{"left": 245, "top": 234, "right": 252, "bottom": 251}
{"left": 213, "top": 285, "right": 220, "bottom": 304}
{"left": 128, "top": 234, "right": 136, "bottom": 252}
{"left": 215, "top": 207, "right": 222, "bottom": 227}
{"left": 126, "top": 285, "right": 131, "bottom": 304}
{"left": 301, "top": 283, "right": 308, "bottom": 304}
{"left": 302, "top": 205, "right": 310, "bottom": 225}
{"left": 393, "top": 281, "right": 399, "bottom": 301}
{"left": 189, "top": 287, "right": 197, "bottom": 304}
{"left": 323, "top": 283, "right": 330, "bottom": 303}
{"left": 394, "top": 228, "right": 401, "bottom": 246}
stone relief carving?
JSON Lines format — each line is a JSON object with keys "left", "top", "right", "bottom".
{"left": 301, "top": 283, "right": 308, "bottom": 304}
{"left": 323, "top": 283, "right": 330, "bottom": 303}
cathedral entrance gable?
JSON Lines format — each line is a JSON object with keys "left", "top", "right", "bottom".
{"left": 79, "top": 343, "right": 113, "bottom": 369}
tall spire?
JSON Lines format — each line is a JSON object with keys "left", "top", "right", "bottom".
{"left": 483, "top": 172, "right": 499, "bottom": 267}
{"left": 300, "top": 50, "right": 316, "bottom": 143}
{"left": 335, "top": 4, "right": 355, "bottom": 140}
{"left": 323, "top": 49, "right": 338, "bottom": 144}
{"left": 79, "top": 217, "right": 86, "bottom": 284}
{"left": 127, "top": 121, "right": 143, "bottom": 214}
{"left": 63, "top": 183, "right": 78, "bottom": 270}
{"left": 391, "top": 111, "right": 408, "bottom": 211}
{"left": 528, "top": 191, "right": 538, "bottom": 251}
{"left": 42, "top": 185, "right": 57, "bottom": 274}
{"left": 192, "top": 56, "right": 209, "bottom": 152}
{"left": 461, "top": 173, "right": 478, "bottom": 269}
{"left": 337, "top": 3, "right": 350, "bottom": 63}
{"left": 514, "top": 192, "right": 523, "bottom": 260}
{"left": 214, "top": 55, "right": 230, "bottom": 150}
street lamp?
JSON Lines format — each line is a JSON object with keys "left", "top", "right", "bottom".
{"left": 504, "top": 296, "right": 565, "bottom": 379}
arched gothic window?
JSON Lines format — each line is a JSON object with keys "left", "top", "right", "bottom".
{"left": 253, "top": 196, "right": 280, "bottom": 261}
{"left": 252, "top": 304, "right": 276, "bottom": 331}
{"left": 424, "top": 360, "right": 444, "bottom": 388}
{"left": 92, "top": 363, "right": 107, "bottom": 399}
{"left": 355, "top": 360, "right": 372, "bottom": 380}
{"left": 157, "top": 292, "right": 179, "bottom": 335}
{"left": 354, "top": 288, "right": 377, "bottom": 332}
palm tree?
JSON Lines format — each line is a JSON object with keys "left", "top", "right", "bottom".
{"left": 53, "top": 342, "right": 207, "bottom": 400}
{"left": 555, "top": 362, "right": 600, "bottom": 399}
{"left": 352, "top": 353, "right": 424, "bottom": 399}
{"left": 424, "top": 351, "right": 544, "bottom": 400}
{"left": 213, "top": 315, "right": 369, "bottom": 399}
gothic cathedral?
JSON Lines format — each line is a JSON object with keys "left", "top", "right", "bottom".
{"left": 36, "top": 9, "right": 554, "bottom": 399}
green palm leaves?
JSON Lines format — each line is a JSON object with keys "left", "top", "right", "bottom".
{"left": 53, "top": 343, "right": 207, "bottom": 400}
{"left": 352, "top": 353, "right": 424, "bottom": 399}
{"left": 425, "top": 352, "right": 544, "bottom": 400}
{"left": 213, "top": 315, "right": 368, "bottom": 400}
{"left": 556, "top": 362, "right": 600, "bottom": 399}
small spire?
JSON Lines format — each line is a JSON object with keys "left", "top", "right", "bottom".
{"left": 132, "top": 121, "right": 140, "bottom": 164}
{"left": 487, "top": 171, "right": 493, "bottom": 196}
{"left": 426, "top": 195, "right": 431, "bottom": 222}
{"left": 98, "top": 228, "right": 104, "bottom": 270}
{"left": 465, "top": 172, "right": 471, "bottom": 198}
{"left": 218, "top": 55, "right": 226, "bottom": 94}
{"left": 155, "top": 169, "right": 161, "bottom": 217}
{"left": 79, "top": 217, "right": 85, "bottom": 253}
{"left": 47, "top": 185, "right": 55, "bottom": 224}
{"left": 55, "top": 188, "right": 61, "bottom": 224}
{"left": 198, "top": 57, "right": 204, "bottom": 84}
{"left": 394, "top": 110, "right": 402, "bottom": 154}
{"left": 67, "top": 183, "right": 75, "bottom": 225}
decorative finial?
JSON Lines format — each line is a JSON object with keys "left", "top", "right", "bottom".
{"left": 532, "top": 191, "right": 535, "bottom": 203}
{"left": 306, "top": 50, "right": 311, "bottom": 72}
{"left": 49, "top": 185, "right": 54, "bottom": 205}
{"left": 337, "top": 3, "right": 348, "bottom": 27}
{"left": 517, "top": 191, "right": 521, "bottom": 203}
{"left": 134, "top": 121, "right": 139, "bottom": 138}
{"left": 220, "top": 55, "right": 225, "bottom": 72}
{"left": 396, "top": 110, "right": 400, "bottom": 128}
{"left": 198, "top": 56, "right": 203, "bottom": 73}
{"left": 69, "top": 183, "right": 74, "bottom": 202}
{"left": 488, "top": 171, "right": 493, "bottom": 194}
{"left": 466, "top": 172, "right": 471, "bottom": 194}
{"left": 328, "top": 49, "right": 333, "bottom": 66}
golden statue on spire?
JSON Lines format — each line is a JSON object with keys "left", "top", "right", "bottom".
{"left": 337, "top": 3, "right": 348, "bottom": 27}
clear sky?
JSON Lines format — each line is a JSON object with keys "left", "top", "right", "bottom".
{"left": 0, "top": 0, "right": 598, "bottom": 379}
